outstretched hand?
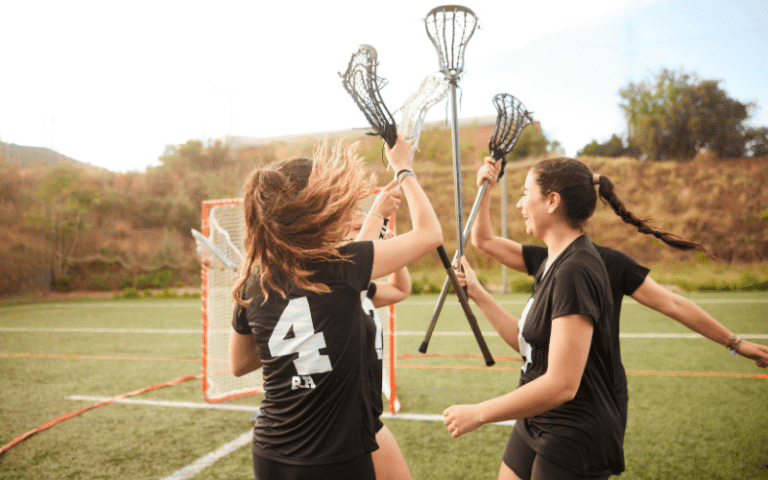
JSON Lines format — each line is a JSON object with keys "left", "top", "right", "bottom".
{"left": 443, "top": 403, "right": 483, "bottom": 438}
{"left": 739, "top": 341, "right": 768, "bottom": 368}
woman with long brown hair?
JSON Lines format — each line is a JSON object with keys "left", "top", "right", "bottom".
{"left": 228, "top": 136, "right": 441, "bottom": 480}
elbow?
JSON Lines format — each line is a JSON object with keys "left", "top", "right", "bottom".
{"left": 230, "top": 363, "right": 247, "bottom": 378}
{"left": 546, "top": 375, "right": 581, "bottom": 405}
{"left": 423, "top": 225, "right": 443, "bottom": 250}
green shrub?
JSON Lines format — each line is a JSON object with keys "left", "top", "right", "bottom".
{"left": 121, "top": 287, "right": 140, "bottom": 299}
{"left": 119, "top": 274, "right": 134, "bottom": 289}
{"left": 135, "top": 274, "right": 151, "bottom": 289}
{"left": 157, "top": 288, "right": 178, "bottom": 298}
{"left": 150, "top": 270, "right": 175, "bottom": 289}
{"left": 88, "top": 278, "right": 112, "bottom": 291}
{"left": 510, "top": 279, "right": 533, "bottom": 293}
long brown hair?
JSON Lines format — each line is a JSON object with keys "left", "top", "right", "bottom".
{"left": 532, "top": 157, "right": 709, "bottom": 254}
{"left": 232, "top": 141, "right": 375, "bottom": 305}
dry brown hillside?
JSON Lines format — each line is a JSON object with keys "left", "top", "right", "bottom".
{"left": 1, "top": 123, "right": 766, "bottom": 297}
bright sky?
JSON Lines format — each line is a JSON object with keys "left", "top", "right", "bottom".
{"left": 1, "top": 0, "right": 766, "bottom": 172}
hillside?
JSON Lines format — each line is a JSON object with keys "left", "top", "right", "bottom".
{"left": 1, "top": 124, "right": 766, "bottom": 297}
{"left": 1, "top": 141, "right": 86, "bottom": 168}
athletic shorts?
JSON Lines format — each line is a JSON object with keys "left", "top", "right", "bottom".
{"left": 252, "top": 452, "right": 376, "bottom": 480}
{"left": 502, "top": 428, "right": 611, "bottom": 480}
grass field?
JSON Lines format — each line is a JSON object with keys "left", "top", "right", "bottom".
{"left": 1, "top": 293, "right": 767, "bottom": 479}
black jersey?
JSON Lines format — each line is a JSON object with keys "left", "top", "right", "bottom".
{"left": 523, "top": 242, "right": 650, "bottom": 430}
{"left": 232, "top": 241, "right": 379, "bottom": 465}
{"left": 361, "top": 283, "right": 384, "bottom": 430}
{"left": 514, "top": 235, "right": 624, "bottom": 477}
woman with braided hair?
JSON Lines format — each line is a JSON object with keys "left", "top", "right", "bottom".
{"left": 228, "top": 136, "right": 441, "bottom": 480}
{"left": 444, "top": 156, "right": 766, "bottom": 480}
{"left": 470, "top": 156, "right": 768, "bottom": 432}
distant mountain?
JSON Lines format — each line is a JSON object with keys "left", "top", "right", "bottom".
{"left": 0, "top": 142, "right": 83, "bottom": 168}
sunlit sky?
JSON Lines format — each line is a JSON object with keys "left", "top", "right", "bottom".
{"left": 1, "top": 0, "right": 766, "bottom": 172}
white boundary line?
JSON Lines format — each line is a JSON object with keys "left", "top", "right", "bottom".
{"left": 5, "top": 327, "right": 768, "bottom": 339}
{"left": 160, "top": 430, "right": 252, "bottom": 480}
{"left": 66, "top": 395, "right": 515, "bottom": 480}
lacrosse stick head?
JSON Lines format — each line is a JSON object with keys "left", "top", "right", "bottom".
{"left": 398, "top": 74, "right": 449, "bottom": 150}
{"left": 488, "top": 93, "right": 534, "bottom": 178}
{"left": 425, "top": 5, "right": 479, "bottom": 83}
{"left": 340, "top": 44, "right": 397, "bottom": 149}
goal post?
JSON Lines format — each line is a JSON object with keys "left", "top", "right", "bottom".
{"left": 199, "top": 194, "right": 401, "bottom": 414}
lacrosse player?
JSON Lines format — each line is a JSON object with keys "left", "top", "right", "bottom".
{"left": 471, "top": 156, "right": 768, "bottom": 432}
{"left": 228, "top": 137, "right": 440, "bottom": 480}
{"left": 445, "top": 158, "right": 628, "bottom": 480}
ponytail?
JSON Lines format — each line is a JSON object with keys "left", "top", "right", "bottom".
{"left": 595, "top": 175, "right": 711, "bottom": 255}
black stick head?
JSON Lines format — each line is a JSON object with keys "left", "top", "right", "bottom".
{"left": 488, "top": 93, "right": 534, "bottom": 178}
{"left": 340, "top": 44, "right": 398, "bottom": 149}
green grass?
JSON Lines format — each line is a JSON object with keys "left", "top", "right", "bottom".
{"left": 1, "top": 294, "right": 767, "bottom": 479}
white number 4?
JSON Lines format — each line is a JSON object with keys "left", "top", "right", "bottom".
{"left": 268, "top": 297, "right": 332, "bottom": 375}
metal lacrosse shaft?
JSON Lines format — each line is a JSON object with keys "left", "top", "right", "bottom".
{"left": 421, "top": 94, "right": 533, "bottom": 353}
{"left": 422, "top": 5, "right": 493, "bottom": 364}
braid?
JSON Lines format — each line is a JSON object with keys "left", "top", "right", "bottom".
{"left": 596, "top": 175, "right": 711, "bottom": 254}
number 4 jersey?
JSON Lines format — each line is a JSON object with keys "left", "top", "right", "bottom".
{"left": 232, "top": 241, "right": 379, "bottom": 465}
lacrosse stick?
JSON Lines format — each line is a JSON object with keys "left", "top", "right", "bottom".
{"left": 398, "top": 74, "right": 449, "bottom": 150}
{"left": 420, "top": 94, "right": 533, "bottom": 354}
{"left": 340, "top": 44, "right": 398, "bottom": 150}
{"left": 340, "top": 43, "right": 493, "bottom": 366}
{"left": 425, "top": 5, "right": 478, "bottom": 264}
{"left": 192, "top": 228, "right": 239, "bottom": 272}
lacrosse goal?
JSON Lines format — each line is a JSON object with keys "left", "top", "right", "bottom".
{"left": 199, "top": 195, "right": 402, "bottom": 414}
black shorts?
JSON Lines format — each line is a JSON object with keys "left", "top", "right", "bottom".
{"left": 253, "top": 452, "right": 376, "bottom": 480}
{"left": 502, "top": 428, "right": 611, "bottom": 480}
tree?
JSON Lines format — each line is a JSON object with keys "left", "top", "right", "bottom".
{"left": 508, "top": 123, "right": 553, "bottom": 160}
{"left": 24, "top": 166, "right": 100, "bottom": 287}
{"left": 578, "top": 134, "right": 627, "bottom": 157}
{"left": 619, "top": 68, "right": 753, "bottom": 160}
{"left": 744, "top": 126, "right": 768, "bottom": 157}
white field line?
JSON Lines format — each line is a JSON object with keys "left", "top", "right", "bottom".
{"left": 160, "top": 430, "right": 252, "bottom": 480}
{"left": 400, "top": 298, "right": 768, "bottom": 306}
{"left": 1, "top": 297, "right": 766, "bottom": 313}
{"left": 4, "top": 327, "right": 768, "bottom": 339}
{"left": 66, "top": 395, "right": 514, "bottom": 480}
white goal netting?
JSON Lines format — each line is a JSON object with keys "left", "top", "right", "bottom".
{"left": 198, "top": 195, "right": 401, "bottom": 413}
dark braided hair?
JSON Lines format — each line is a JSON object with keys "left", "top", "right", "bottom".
{"left": 531, "top": 157, "right": 709, "bottom": 254}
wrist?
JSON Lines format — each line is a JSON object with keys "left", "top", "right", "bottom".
{"left": 369, "top": 211, "right": 386, "bottom": 221}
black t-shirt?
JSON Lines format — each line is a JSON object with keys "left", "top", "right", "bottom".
{"left": 523, "top": 242, "right": 649, "bottom": 428}
{"left": 361, "top": 282, "right": 385, "bottom": 431}
{"left": 232, "top": 241, "right": 378, "bottom": 465}
{"left": 515, "top": 235, "right": 624, "bottom": 476}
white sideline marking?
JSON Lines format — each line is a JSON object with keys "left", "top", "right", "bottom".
{"left": 399, "top": 298, "right": 768, "bottom": 306}
{"left": 5, "top": 328, "right": 767, "bottom": 339}
{"left": 67, "top": 395, "right": 260, "bottom": 412}
{"left": 161, "top": 430, "right": 252, "bottom": 480}
{"left": 2, "top": 327, "right": 199, "bottom": 333}
{"left": 396, "top": 331, "right": 768, "bottom": 339}
{"left": 66, "top": 395, "right": 513, "bottom": 480}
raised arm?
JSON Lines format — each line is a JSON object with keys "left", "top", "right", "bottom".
{"left": 370, "top": 136, "right": 442, "bottom": 279}
{"left": 631, "top": 276, "right": 768, "bottom": 368}
{"left": 454, "top": 256, "right": 519, "bottom": 352}
{"left": 470, "top": 156, "right": 526, "bottom": 272}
